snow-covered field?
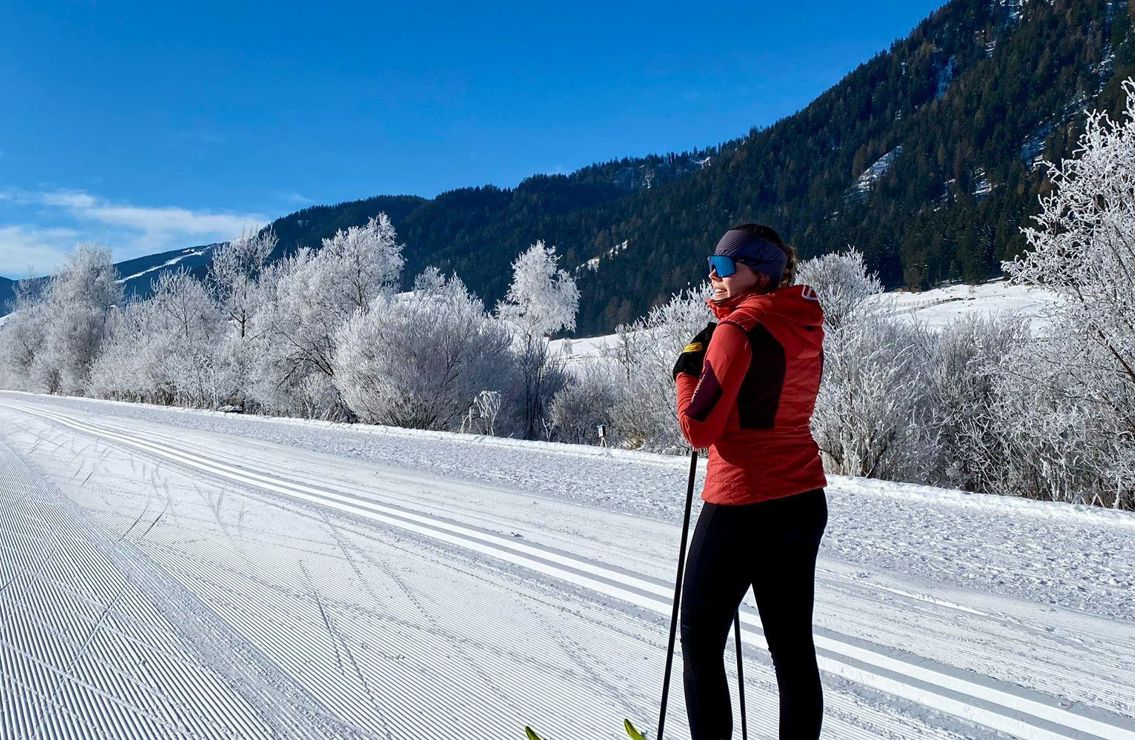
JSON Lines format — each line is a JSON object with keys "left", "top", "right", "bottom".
{"left": 868, "top": 280, "right": 1062, "bottom": 331}
{"left": 0, "top": 391, "right": 1132, "bottom": 739}
{"left": 551, "top": 280, "right": 1064, "bottom": 368}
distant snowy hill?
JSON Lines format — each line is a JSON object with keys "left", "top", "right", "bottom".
{"left": 868, "top": 279, "right": 1062, "bottom": 331}
{"left": 0, "top": 245, "right": 218, "bottom": 316}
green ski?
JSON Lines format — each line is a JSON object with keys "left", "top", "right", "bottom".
{"left": 523, "top": 725, "right": 546, "bottom": 740}
{"left": 624, "top": 718, "right": 649, "bottom": 739}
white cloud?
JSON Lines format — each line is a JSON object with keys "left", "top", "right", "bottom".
{"left": 36, "top": 190, "right": 99, "bottom": 209}
{"left": 0, "top": 225, "right": 80, "bottom": 277}
{"left": 0, "top": 188, "right": 269, "bottom": 270}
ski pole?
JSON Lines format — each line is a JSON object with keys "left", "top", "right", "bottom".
{"left": 656, "top": 448, "right": 699, "bottom": 740}
{"left": 735, "top": 612, "right": 747, "bottom": 740}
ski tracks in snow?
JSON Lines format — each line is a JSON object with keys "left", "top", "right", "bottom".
{"left": 1, "top": 396, "right": 1134, "bottom": 739}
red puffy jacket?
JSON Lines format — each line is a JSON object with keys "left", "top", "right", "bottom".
{"left": 675, "top": 285, "right": 827, "bottom": 505}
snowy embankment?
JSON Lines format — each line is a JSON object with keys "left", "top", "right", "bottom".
{"left": 0, "top": 391, "right": 1132, "bottom": 739}
{"left": 551, "top": 279, "right": 1064, "bottom": 367}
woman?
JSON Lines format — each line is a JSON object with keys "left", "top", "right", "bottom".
{"left": 672, "top": 223, "right": 828, "bottom": 739}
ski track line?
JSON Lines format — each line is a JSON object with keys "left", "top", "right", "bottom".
{"left": 7, "top": 401, "right": 1135, "bottom": 740}
{"left": 811, "top": 572, "right": 1135, "bottom": 717}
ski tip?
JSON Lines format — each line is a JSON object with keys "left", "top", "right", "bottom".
{"left": 624, "top": 718, "right": 648, "bottom": 740}
{"left": 524, "top": 725, "right": 544, "bottom": 740}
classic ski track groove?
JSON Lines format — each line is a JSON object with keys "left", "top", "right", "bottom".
{"left": 5, "top": 400, "right": 1135, "bottom": 739}
{"left": 0, "top": 444, "right": 279, "bottom": 740}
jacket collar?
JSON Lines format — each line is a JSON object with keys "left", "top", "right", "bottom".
{"left": 707, "top": 289, "right": 767, "bottom": 320}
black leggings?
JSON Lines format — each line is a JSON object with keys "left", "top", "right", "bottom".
{"left": 680, "top": 489, "right": 827, "bottom": 740}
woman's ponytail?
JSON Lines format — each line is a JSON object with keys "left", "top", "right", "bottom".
{"left": 779, "top": 243, "right": 797, "bottom": 288}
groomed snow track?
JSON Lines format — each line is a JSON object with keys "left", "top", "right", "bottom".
{"left": 1, "top": 395, "right": 1133, "bottom": 739}
{"left": 0, "top": 439, "right": 368, "bottom": 739}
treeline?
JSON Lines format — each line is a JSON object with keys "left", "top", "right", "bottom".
{"left": 0, "top": 219, "right": 581, "bottom": 439}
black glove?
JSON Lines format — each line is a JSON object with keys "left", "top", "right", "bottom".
{"left": 672, "top": 322, "right": 717, "bottom": 380}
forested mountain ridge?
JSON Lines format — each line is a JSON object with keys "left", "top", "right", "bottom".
{"left": 263, "top": 0, "right": 1135, "bottom": 335}
{"left": 4, "top": 0, "right": 1131, "bottom": 336}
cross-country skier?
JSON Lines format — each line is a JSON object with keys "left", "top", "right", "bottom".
{"left": 672, "top": 224, "right": 828, "bottom": 739}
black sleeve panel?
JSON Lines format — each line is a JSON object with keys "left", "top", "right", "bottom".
{"left": 686, "top": 360, "right": 724, "bottom": 422}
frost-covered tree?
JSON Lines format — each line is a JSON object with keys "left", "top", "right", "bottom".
{"left": 209, "top": 228, "right": 275, "bottom": 339}
{"left": 29, "top": 245, "right": 122, "bottom": 395}
{"left": 548, "top": 361, "right": 622, "bottom": 445}
{"left": 973, "top": 319, "right": 1132, "bottom": 507}
{"left": 0, "top": 280, "right": 50, "bottom": 391}
{"left": 922, "top": 314, "right": 1031, "bottom": 491}
{"left": 208, "top": 228, "right": 276, "bottom": 407}
{"left": 496, "top": 241, "right": 580, "bottom": 439}
{"left": 1003, "top": 78, "right": 1135, "bottom": 508}
{"left": 796, "top": 247, "right": 883, "bottom": 330}
{"left": 333, "top": 268, "right": 513, "bottom": 429}
{"left": 317, "top": 214, "right": 405, "bottom": 314}
{"left": 804, "top": 247, "right": 933, "bottom": 480}
{"left": 609, "top": 285, "right": 713, "bottom": 450}
{"left": 89, "top": 270, "right": 229, "bottom": 407}
{"left": 251, "top": 214, "right": 405, "bottom": 418}
{"left": 812, "top": 311, "right": 935, "bottom": 480}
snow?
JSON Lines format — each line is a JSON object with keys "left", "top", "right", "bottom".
{"left": 116, "top": 248, "right": 208, "bottom": 284}
{"left": 866, "top": 279, "right": 1062, "bottom": 332}
{"left": 576, "top": 240, "right": 629, "bottom": 276}
{"left": 852, "top": 146, "right": 903, "bottom": 198}
{"left": 972, "top": 167, "right": 994, "bottom": 200}
{"left": 0, "top": 391, "right": 1132, "bottom": 738}
{"left": 552, "top": 281, "right": 1065, "bottom": 367}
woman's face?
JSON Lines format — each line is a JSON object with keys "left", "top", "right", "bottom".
{"left": 709, "top": 260, "right": 767, "bottom": 301}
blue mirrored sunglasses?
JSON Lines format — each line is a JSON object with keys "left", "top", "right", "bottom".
{"left": 708, "top": 254, "right": 740, "bottom": 277}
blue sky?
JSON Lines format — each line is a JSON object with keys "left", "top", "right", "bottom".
{"left": 0, "top": 0, "right": 947, "bottom": 278}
